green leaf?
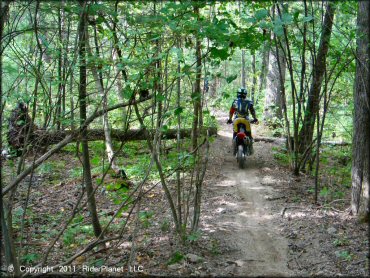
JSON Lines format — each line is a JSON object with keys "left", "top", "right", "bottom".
{"left": 187, "top": 230, "right": 202, "bottom": 242}
{"left": 191, "top": 92, "right": 201, "bottom": 101}
{"left": 226, "top": 74, "right": 238, "bottom": 83}
{"left": 303, "top": 15, "right": 314, "bottom": 23}
{"left": 167, "top": 251, "right": 184, "bottom": 265}
{"left": 91, "top": 156, "right": 100, "bottom": 166}
{"left": 319, "top": 187, "right": 330, "bottom": 197}
{"left": 94, "top": 259, "right": 105, "bottom": 267}
{"left": 174, "top": 107, "right": 184, "bottom": 116}
{"left": 281, "top": 13, "right": 293, "bottom": 25}
{"left": 273, "top": 24, "right": 284, "bottom": 37}
{"left": 123, "top": 86, "right": 133, "bottom": 100}
{"left": 222, "top": 92, "right": 230, "bottom": 99}
{"left": 157, "top": 94, "right": 166, "bottom": 102}
{"left": 210, "top": 47, "right": 229, "bottom": 60}
{"left": 255, "top": 9, "right": 268, "bottom": 20}
{"left": 161, "top": 125, "right": 169, "bottom": 132}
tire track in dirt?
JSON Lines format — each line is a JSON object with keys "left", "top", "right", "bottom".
{"left": 203, "top": 111, "right": 293, "bottom": 276}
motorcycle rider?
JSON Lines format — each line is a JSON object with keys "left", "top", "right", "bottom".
{"left": 227, "top": 88, "right": 258, "bottom": 155}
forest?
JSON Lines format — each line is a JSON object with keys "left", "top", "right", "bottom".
{"left": 0, "top": 1, "right": 369, "bottom": 277}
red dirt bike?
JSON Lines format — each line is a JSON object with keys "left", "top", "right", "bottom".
{"left": 232, "top": 119, "right": 258, "bottom": 169}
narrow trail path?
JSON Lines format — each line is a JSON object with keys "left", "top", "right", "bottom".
{"left": 202, "top": 111, "right": 294, "bottom": 276}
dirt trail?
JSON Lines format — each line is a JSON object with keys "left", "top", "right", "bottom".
{"left": 202, "top": 111, "right": 294, "bottom": 276}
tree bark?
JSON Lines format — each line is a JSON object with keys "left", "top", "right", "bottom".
{"left": 299, "top": 2, "right": 336, "bottom": 153}
{"left": 78, "top": 1, "right": 102, "bottom": 238}
{"left": 258, "top": 31, "right": 270, "bottom": 104}
{"left": 251, "top": 53, "right": 256, "bottom": 102}
{"left": 30, "top": 127, "right": 217, "bottom": 146}
{"left": 176, "top": 41, "right": 183, "bottom": 230}
{"left": 351, "top": 0, "right": 370, "bottom": 218}
{"left": 241, "top": 49, "right": 246, "bottom": 88}
{"left": 264, "top": 31, "right": 285, "bottom": 124}
{"left": 192, "top": 5, "right": 202, "bottom": 152}
{"left": 1, "top": 2, "right": 19, "bottom": 274}
{"left": 88, "top": 23, "right": 120, "bottom": 174}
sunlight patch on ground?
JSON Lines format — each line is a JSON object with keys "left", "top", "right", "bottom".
{"left": 245, "top": 185, "right": 265, "bottom": 190}
{"left": 219, "top": 201, "right": 239, "bottom": 207}
{"left": 119, "top": 241, "right": 132, "bottom": 249}
{"left": 261, "top": 175, "right": 277, "bottom": 185}
{"left": 238, "top": 210, "right": 274, "bottom": 220}
{"left": 284, "top": 211, "right": 326, "bottom": 219}
{"left": 216, "top": 179, "right": 235, "bottom": 187}
{"left": 218, "top": 130, "right": 231, "bottom": 138}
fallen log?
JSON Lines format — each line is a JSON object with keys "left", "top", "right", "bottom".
{"left": 31, "top": 127, "right": 218, "bottom": 146}
{"left": 254, "top": 136, "right": 285, "bottom": 143}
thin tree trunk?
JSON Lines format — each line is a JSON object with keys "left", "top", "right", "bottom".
{"left": 56, "top": 6, "right": 62, "bottom": 130}
{"left": 192, "top": 5, "right": 202, "bottom": 152}
{"left": 88, "top": 24, "right": 120, "bottom": 174}
{"left": 251, "top": 53, "right": 256, "bottom": 103}
{"left": 192, "top": 137, "right": 209, "bottom": 232}
{"left": 61, "top": 1, "right": 67, "bottom": 129}
{"left": 112, "top": 48, "right": 127, "bottom": 124}
{"left": 78, "top": 1, "right": 102, "bottom": 238}
{"left": 258, "top": 31, "right": 270, "bottom": 105}
{"left": 132, "top": 102, "right": 180, "bottom": 233}
{"left": 274, "top": 31, "right": 293, "bottom": 172}
{"left": 299, "top": 2, "right": 336, "bottom": 153}
{"left": 111, "top": 0, "right": 128, "bottom": 127}
{"left": 176, "top": 40, "right": 182, "bottom": 232}
{"left": 351, "top": 1, "right": 370, "bottom": 218}
{"left": 241, "top": 49, "right": 246, "bottom": 88}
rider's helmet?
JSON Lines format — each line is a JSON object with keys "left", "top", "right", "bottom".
{"left": 237, "top": 88, "right": 247, "bottom": 99}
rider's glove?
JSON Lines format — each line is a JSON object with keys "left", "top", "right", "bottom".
{"left": 227, "top": 119, "right": 233, "bottom": 124}
{"left": 250, "top": 118, "right": 258, "bottom": 124}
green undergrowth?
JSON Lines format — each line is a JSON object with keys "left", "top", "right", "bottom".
{"left": 272, "top": 144, "right": 352, "bottom": 204}
{"left": 9, "top": 126, "right": 215, "bottom": 265}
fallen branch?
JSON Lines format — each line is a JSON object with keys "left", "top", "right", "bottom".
{"left": 280, "top": 206, "right": 308, "bottom": 218}
{"left": 265, "top": 195, "right": 286, "bottom": 201}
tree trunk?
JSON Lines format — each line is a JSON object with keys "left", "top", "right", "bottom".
{"left": 88, "top": 23, "right": 120, "bottom": 174}
{"left": 351, "top": 0, "right": 370, "bottom": 218}
{"left": 258, "top": 31, "right": 270, "bottom": 105}
{"left": 251, "top": 53, "right": 257, "bottom": 102}
{"left": 192, "top": 5, "right": 202, "bottom": 152}
{"left": 299, "top": 2, "right": 336, "bottom": 153}
{"left": 264, "top": 31, "right": 285, "bottom": 124}
{"left": 176, "top": 41, "right": 183, "bottom": 231}
{"left": 111, "top": 1, "right": 129, "bottom": 126}
{"left": 29, "top": 127, "right": 217, "bottom": 146}
{"left": 241, "top": 49, "right": 246, "bottom": 88}
{"left": 78, "top": 1, "right": 102, "bottom": 238}
{"left": 154, "top": 1, "right": 163, "bottom": 157}
{"left": 0, "top": 2, "right": 19, "bottom": 274}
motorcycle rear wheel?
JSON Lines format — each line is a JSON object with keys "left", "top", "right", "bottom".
{"left": 237, "top": 145, "right": 245, "bottom": 169}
